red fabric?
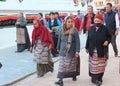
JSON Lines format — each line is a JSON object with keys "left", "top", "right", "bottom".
{"left": 79, "top": 15, "right": 92, "bottom": 32}
{"left": 74, "top": 17, "right": 81, "bottom": 31}
{"left": 32, "top": 19, "right": 54, "bottom": 50}
{"left": 94, "top": 14, "right": 104, "bottom": 21}
{"left": 119, "top": 15, "right": 120, "bottom": 20}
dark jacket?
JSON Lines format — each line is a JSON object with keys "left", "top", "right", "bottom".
{"left": 48, "top": 19, "right": 58, "bottom": 30}
{"left": 104, "top": 11, "right": 116, "bottom": 35}
{"left": 86, "top": 25, "right": 111, "bottom": 57}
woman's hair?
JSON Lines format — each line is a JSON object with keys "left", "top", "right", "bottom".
{"left": 38, "top": 12, "right": 43, "bottom": 17}
{"left": 55, "top": 12, "right": 60, "bottom": 19}
{"left": 49, "top": 12, "right": 55, "bottom": 15}
{"left": 63, "top": 16, "right": 74, "bottom": 35}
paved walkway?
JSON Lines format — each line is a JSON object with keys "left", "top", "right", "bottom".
{"left": 0, "top": 26, "right": 86, "bottom": 86}
{"left": 0, "top": 26, "right": 35, "bottom": 86}
{"left": 12, "top": 33, "right": 120, "bottom": 86}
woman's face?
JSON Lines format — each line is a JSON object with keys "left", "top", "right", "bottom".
{"left": 94, "top": 18, "right": 102, "bottom": 27}
{"left": 33, "top": 20, "right": 39, "bottom": 29}
{"left": 50, "top": 14, "right": 55, "bottom": 20}
{"left": 17, "top": 13, "right": 22, "bottom": 18}
{"left": 66, "top": 18, "right": 73, "bottom": 29}
{"left": 55, "top": 14, "right": 58, "bottom": 18}
{"left": 38, "top": 14, "right": 42, "bottom": 19}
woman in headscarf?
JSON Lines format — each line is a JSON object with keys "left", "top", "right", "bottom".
{"left": 15, "top": 12, "right": 31, "bottom": 52}
{"left": 86, "top": 14, "right": 111, "bottom": 86}
{"left": 30, "top": 19, "right": 54, "bottom": 77}
{"left": 55, "top": 16, "right": 80, "bottom": 86}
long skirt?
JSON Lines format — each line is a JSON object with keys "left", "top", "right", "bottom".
{"left": 34, "top": 39, "right": 54, "bottom": 76}
{"left": 57, "top": 56, "right": 80, "bottom": 79}
{"left": 89, "top": 49, "right": 107, "bottom": 83}
{"left": 16, "top": 27, "right": 30, "bottom": 52}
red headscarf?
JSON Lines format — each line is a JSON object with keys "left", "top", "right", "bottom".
{"left": 32, "top": 19, "right": 54, "bottom": 50}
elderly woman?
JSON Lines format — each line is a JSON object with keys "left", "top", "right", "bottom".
{"left": 86, "top": 14, "right": 111, "bottom": 86}
{"left": 55, "top": 16, "right": 80, "bottom": 86}
{"left": 30, "top": 19, "right": 54, "bottom": 77}
{"left": 15, "top": 12, "right": 31, "bottom": 52}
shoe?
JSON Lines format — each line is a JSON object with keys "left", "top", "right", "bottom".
{"left": 50, "top": 69, "right": 54, "bottom": 73}
{"left": 15, "top": 50, "right": 23, "bottom": 53}
{"left": 37, "top": 74, "right": 44, "bottom": 78}
{"left": 55, "top": 80, "right": 63, "bottom": 86}
{"left": 96, "top": 80, "right": 102, "bottom": 86}
{"left": 72, "top": 76, "right": 77, "bottom": 81}
{"left": 115, "top": 54, "right": 118, "bottom": 57}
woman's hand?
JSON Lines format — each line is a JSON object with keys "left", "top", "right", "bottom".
{"left": 16, "top": 22, "right": 20, "bottom": 24}
{"left": 57, "top": 50, "right": 60, "bottom": 53}
{"left": 48, "top": 44, "right": 52, "bottom": 50}
{"left": 115, "top": 29, "right": 118, "bottom": 36}
{"left": 49, "top": 30, "right": 53, "bottom": 33}
{"left": 103, "top": 41, "right": 108, "bottom": 46}
{"left": 29, "top": 47, "right": 33, "bottom": 53}
{"left": 75, "top": 52, "right": 79, "bottom": 58}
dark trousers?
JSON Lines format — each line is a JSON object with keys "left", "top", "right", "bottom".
{"left": 111, "top": 35, "right": 118, "bottom": 55}
{"left": 17, "top": 44, "right": 26, "bottom": 52}
{"left": 91, "top": 73, "right": 104, "bottom": 83}
{"left": 51, "top": 36, "right": 58, "bottom": 57}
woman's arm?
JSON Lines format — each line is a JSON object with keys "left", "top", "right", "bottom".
{"left": 75, "top": 29, "right": 80, "bottom": 52}
{"left": 56, "top": 29, "right": 62, "bottom": 51}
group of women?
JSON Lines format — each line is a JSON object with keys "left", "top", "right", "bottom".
{"left": 15, "top": 12, "right": 111, "bottom": 86}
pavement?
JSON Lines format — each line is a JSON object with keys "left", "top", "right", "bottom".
{"left": 0, "top": 26, "right": 36, "bottom": 86}
{"left": 11, "top": 33, "right": 120, "bottom": 86}
{"left": 0, "top": 26, "right": 86, "bottom": 86}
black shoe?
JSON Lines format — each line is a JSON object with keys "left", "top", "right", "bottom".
{"left": 50, "top": 69, "right": 54, "bottom": 73}
{"left": 72, "top": 76, "right": 77, "bottom": 81}
{"left": 37, "top": 74, "right": 44, "bottom": 78}
{"left": 15, "top": 50, "right": 23, "bottom": 53}
{"left": 55, "top": 80, "right": 63, "bottom": 86}
{"left": 96, "top": 80, "right": 102, "bottom": 86}
{"left": 115, "top": 54, "right": 118, "bottom": 57}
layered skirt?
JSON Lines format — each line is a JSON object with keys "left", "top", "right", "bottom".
{"left": 57, "top": 56, "right": 80, "bottom": 79}
{"left": 34, "top": 39, "right": 54, "bottom": 76}
{"left": 16, "top": 27, "right": 31, "bottom": 52}
{"left": 89, "top": 49, "right": 107, "bottom": 83}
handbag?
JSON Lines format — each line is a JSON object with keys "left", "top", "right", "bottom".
{"left": 52, "top": 26, "right": 60, "bottom": 37}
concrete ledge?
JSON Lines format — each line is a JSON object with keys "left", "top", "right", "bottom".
{"left": 3, "top": 71, "right": 36, "bottom": 86}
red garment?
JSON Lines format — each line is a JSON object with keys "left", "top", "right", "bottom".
{"left": 32, "top": 19, "right": 54, "bottom": 49}
{"left": 119, "top": 15, "right": 120, "bottom": 20}
{"left": 94, "top": 14, "right": 104, "bottom": 21}
{"left": 79, "top": 15, "right": 92, "bottom": 32}
{"left": 74, "top": 17, "right": 81, "bottom": 31}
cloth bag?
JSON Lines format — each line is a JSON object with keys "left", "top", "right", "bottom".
{"left": 52, "top": 26, "right": 60, "bottom": 37}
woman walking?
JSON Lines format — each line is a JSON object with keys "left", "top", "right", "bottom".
{"left": 30, "top": 19, "right": 54, "bottom": 77}
{"left": 15, "top": 12, "right": 31, "bottom": 52}
{"left": 55, "top": 16, "right": 80, "bottom": 86}
{"left": 86, "top": 14, "right": 111, "bottom": 86}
